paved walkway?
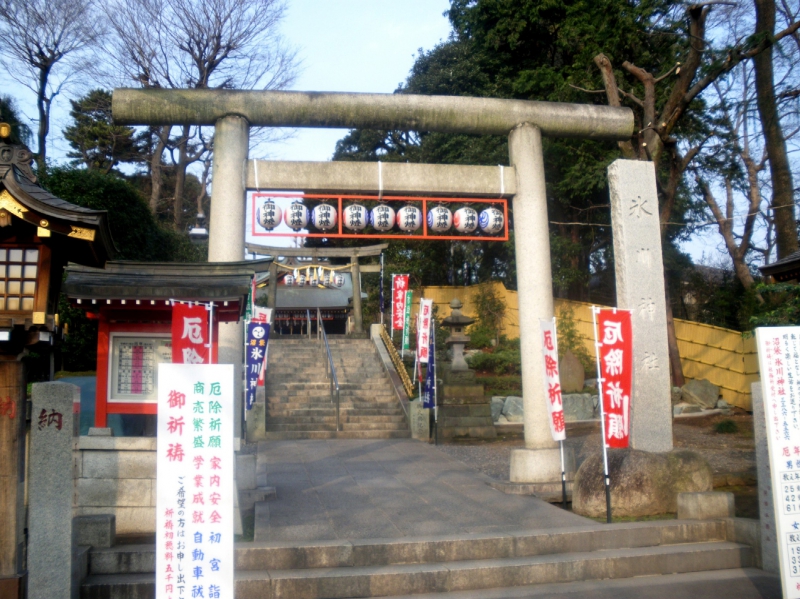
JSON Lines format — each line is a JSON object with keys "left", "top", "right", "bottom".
{"left": 255, "top": 439, "right": 588, "bottom": 542}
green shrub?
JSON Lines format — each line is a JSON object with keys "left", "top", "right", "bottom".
{"left": 467, "top": 348, "right": 521, "bottom": 374}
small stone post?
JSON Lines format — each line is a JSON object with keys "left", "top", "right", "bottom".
{"left": 351, "top": 258, "right": 363, "bottom": 334}
{"left": 507, "top": 123, "right": 571, "bottom": 483}
{"left": 0, "top": 361, "right": 25, "bottom": 583}
{"left": 208, "top": 115, "right": 250, "bottom": 444}
{"left": 752, "top": 381, "right": 778, "bottom": 572}
{"left": 28, "top": 382, "right": 78, "bottom": 599}
{"left": 607, "top": 160, "right": 673, "bottom": 452}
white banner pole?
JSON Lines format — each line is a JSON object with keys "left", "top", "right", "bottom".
{"left": 592, "top": 306, "right": 612, "bottom": 523}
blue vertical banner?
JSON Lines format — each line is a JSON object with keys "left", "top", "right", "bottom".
{"left": 422, "top": 324, "right": 436, "bottom": 409}
{"left": 245, "top": 322, "right": 270, "bottom": 409}
{"left": 379, "top": 252, "right": 385, "bottom": 323}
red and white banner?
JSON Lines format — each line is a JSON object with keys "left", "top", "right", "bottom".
{"left": 596, "top": 309, "right": 633, "bottom": 448}
{"left": 172, "top": 303, "right": 210, "bottom": 364}
{"left": 391, "top": 275, "right": 409, "bottom": 331}
{"left": 417, "top": 299, "right": 434, "bottom": 364}
{"left": 540, "top": 318, "right": 566, "bottom": 441}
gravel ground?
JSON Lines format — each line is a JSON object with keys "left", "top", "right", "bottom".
{"left": 436, "top": 412, "right": 757, "bottom": 483}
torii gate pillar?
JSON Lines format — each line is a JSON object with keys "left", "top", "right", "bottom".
{"left": 507, "top": 123, "right": 574, "bottom": 482}
{"left": 208, "top": 115, "right": 250, "bottom": 443}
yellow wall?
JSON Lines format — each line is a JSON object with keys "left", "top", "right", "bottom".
{"left": 413, "top": 283, "right": 759, "bottom": 410}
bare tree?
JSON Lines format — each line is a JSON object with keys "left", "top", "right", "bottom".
{"left": 0, "top": 0, "right": 102, "bottom": 171}
{"left": 589, "top": 2, "right": 800, "bottom": 385}
{"left": 753, "top": 0, "right": 799, "bottom": 259}
{"left": 105, "top": 0, "right": 297, "bottom": 228}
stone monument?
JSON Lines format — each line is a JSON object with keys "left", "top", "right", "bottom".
{"left": 28, "top": 382, "right": 79, "bottom": 599}
{"left": 438, "top": 299, "right": 496, "bottom": 439}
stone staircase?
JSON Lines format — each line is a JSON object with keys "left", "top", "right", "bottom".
{"left": 79, "top": 520, "right": 758, "bottom": 598}
{"left": 263, "top": 337, "right": 410, "bottom": 440}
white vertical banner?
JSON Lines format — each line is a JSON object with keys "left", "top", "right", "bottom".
{"left": 417, "top": 299, "right": 434, "bottom": 364}
{"left": 756, "top": 326, "right": 800, "bottom": 599}
{"left": 156, "top": 364, "right": 235, "bottom": 599}
{"left": 540, "top": 318, "right": 566, "bottom": 441}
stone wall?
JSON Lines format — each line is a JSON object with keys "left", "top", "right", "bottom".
{"left": 72, "top": 437, "right": 156, "bottom": 535}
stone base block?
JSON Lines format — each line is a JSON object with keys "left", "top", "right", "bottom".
{"left": 74, "top": 507, "right": 155, "bottom": 535}
{"left": 237, "top": 455, "right": 257, "bottom": 490}
{"left": 677, "top": 491, "right": 735, "bottom": 520}
{"left": 73, "top": 514, "right": 116, "bottom": 548}
{"left": 510, "top": 447, "right": 575, "bottom": 484}
{"left": 488, "top": 480, "right": 573, "bottom": 503}
{"left": 439, "top": 425, "right": 497, "bottom": 439}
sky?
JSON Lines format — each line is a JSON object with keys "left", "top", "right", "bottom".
{"left": 268, "top": 0, "right": 453, "bottom": 162}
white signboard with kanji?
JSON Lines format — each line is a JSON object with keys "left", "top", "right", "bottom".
{"left": 756, "top": 327, "right": 800, "bottom": 599}
{"left": 156, "top": 364, "right": 234, "bottom": 599}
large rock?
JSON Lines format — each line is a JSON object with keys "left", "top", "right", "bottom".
{"left": 502, "top": 396, "right": 524, "bottom": 423}
{"left": 563, "top": 393, "right": 595, "bottom": 421}
{"left": 491, "top": 397, "right": 505, "bottom": 422}
{"left": 681, "top": 379, "right": 720, "bottom": 409}
{"left": 559, "top": 350, "right": 585, "bottom": 393}
{"left": 573, "top": 448, "right": 712, "bottom": 518}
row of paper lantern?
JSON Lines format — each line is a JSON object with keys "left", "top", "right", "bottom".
{"left": 257, "top": 200, "right": 504, "bottom": 234}
{"left": 283, "top": 267, "right": 345, "bottom": 287}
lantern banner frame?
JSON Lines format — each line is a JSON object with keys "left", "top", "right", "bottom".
{"left": 156, "top": 363, "right": 235, "bottom": 599}
{"left": 755, "top": 326, "right": 800, "bottom": 599}
{"left": 392, "top": 275, "right": 409, "bottom": 331}
{"left": 172, "top": 303, "right": 210, "bottom": 364}
{"left": 251, "top": 192, "right": 509, "bottom": 241}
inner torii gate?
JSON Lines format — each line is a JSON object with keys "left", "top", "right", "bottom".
{"left": 112, "top": 89, "right": 672, "bottom": 487}
{"left": 245, "top": 241, "right": 388, "bottom": 333}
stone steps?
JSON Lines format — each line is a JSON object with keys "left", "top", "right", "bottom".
{"left": 256, "top": 338, "right": 407, "bottom": 438}
{"left": 80, "top": 521, "right": 752, "bottom": 599}
{"left": 266, "top": 414, "right": 407, "bottom": 424}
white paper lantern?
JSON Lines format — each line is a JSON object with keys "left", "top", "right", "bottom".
{"left": 479, "top": 206, "right": 505, "bottom": 234}
{"left": 334, "top": 274, "right": 345, "bottom": 287}
{"left": 453, "top": 207, "right": 479, "bottom": 233}
{"left": 343, "top": 204, "right": 368, "bottom": 231}
{"left": 311, "top": 203, "right": 337, "bottom": 231}
{"left": 370, "top": 204, "right": 395, "bottom": 232}
{"left": 283, "top": 201, "right": 309, "bottom": 231}
{"left": 257, "top": 198, "right": 282, "bottom": 230}
{"left": 323, "top": 273, "right": 331, "bottom": 286}
{"left": 296, "top": 274, "right": 306, "bottom": 286}
{"left": 283, "top": 274, "right": 294, "bottom": 286}
{"left": 427, "top": 205, "right": 453, "bottom": 232}
{"left": 396, "top": 205, "right": 422, "bottom": 232}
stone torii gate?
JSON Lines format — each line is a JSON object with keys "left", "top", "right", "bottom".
{"left": 244, "top": 241, "right": 388, "bottom": 333}
{"left": 113, "top": 89, "right": 673, "bottom": 486}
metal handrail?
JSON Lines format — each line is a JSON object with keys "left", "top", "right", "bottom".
{"left": 306, "top": 309, "right": 312, "bottom": 339}
{"left": 317, "top": 307, "right": 340, "bottom": 431}
{"left": 379, "top": 324, "right": 415, "bottom": 398}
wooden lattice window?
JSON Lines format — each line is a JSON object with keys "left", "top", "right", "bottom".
{"left": 0, "top": 248, "right": 39, "bottom": 311}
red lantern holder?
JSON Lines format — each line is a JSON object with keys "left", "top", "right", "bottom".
{"left": 250, "top": 193, "right": 509, "bottom": 242}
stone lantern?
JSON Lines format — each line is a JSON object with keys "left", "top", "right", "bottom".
{"left": 441, "top": 298, "right": 474, "bottom": 372}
